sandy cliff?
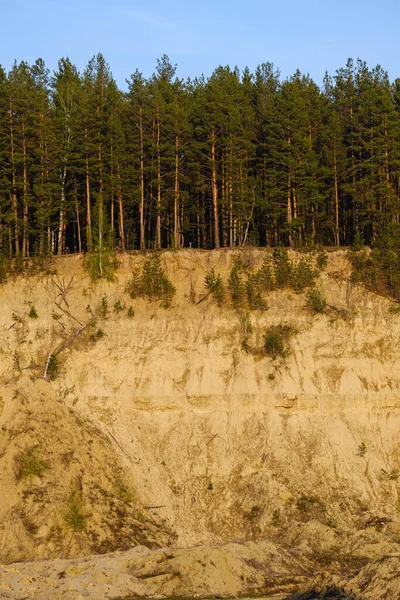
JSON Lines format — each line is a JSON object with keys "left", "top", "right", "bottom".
{"left": 0, "top": 249, "right": 399, "bottom": 599}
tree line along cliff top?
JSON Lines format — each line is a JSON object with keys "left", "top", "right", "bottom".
{"left": 1, "top": 54, "right": 400, "bottom": 258}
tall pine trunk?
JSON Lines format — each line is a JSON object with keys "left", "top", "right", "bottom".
{"left": 117, "top": 166, "right": 125, "bottom": 251}
{"left": 156, "top": 117, "right": 161, "bottom": 248}
{"left": 21, "top": 115, "right": 28, "bottom": 257}
{"left": 9, "top": 100, "right": 19, "bottom": 255}
{"left": 98, "top": 120, "right": 104, "bottom": 275}
{"left": 174, "top": 135, "right": 180, "bottom": 248}
{"left": 58, "top": 165, "right": 67, "bottom": 255}
{"left": 39, "top": 112, "right": 45, "bottom": 255}
{"left": 85, "top": 127, "right": 92, "bottom": 251}
{"left": 333, "top": 142, "right": 340, "bottom": 246}
{"left": 139, "top": 107, "right": 145, "bottom": 250}
{"left": 211, "top": 125, "right": 220, "bottom": 249}
{"left": 287, "top": 133, "right": 293, "bottom": 247}
{"left": 74, "top": 179, "right": 82, "bottom": 254}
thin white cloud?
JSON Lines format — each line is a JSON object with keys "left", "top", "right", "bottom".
{"left": 123, "top": 8, "right": 173, "bottom": 28}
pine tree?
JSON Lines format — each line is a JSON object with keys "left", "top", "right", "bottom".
{"left": 52, "top": 57, "right": 83, "bottom": 254}
{"left": 126, "top": 69, "right": 150, "bottom": 250}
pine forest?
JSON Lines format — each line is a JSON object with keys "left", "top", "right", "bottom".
{"left": 1, "top": 54, "right": 400, "bottom": 258}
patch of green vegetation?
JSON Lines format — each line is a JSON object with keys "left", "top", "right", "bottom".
{"left": 13, "top": 253, "right": 25, "bottom": 275}
{"left": 204, "top": 268, "right": 225, "bottom": 306}
{"left": 89, "top": 328, "right": 104, "bottom": 342}
{"left": 15, "top": 446, "right": 49, "bottom": 480}
{"left": 325, "top": 517, "right": 337, "bottom": 529}
{"left": 28, "top": 253, "right": 55, "bottom": 276}
{"left": 127, "top": 306, "right": 135, "bottom": 318}
{"left": 271, "top": 509, "right": 280, "bottom": 527}
{"left": 357, "top": 442, "right": 367, "bottom": 457}
{"left": 84, "top": 249, "right": 118, "bottom": 282}
{"left": 28, "top": 305, "right": 38, "bottom": 319}
{"left": 388, "top": 303, "right": 400, "bottom": 314}
{"left": 13, "top": 351, "right": 21, "bottom": 372}
{"left": 258, "top": 256, "right": 275, "bottom": 292}
{"left": 228, "top": 259, "right": 246, "bottom": 309}
{"left": 291, "top": 256, "right": 318, "bottom": 292}
{"left": 296, "top": 495, "right": 320, "bottom": 512}
{"left": 316, "top": 250, "right": 328, "bottom": 271}
{"left": 126, "top": 254, "right": 176, "bottom": 307}
{"left": 349, "top": 224, "right": 400, "bottom": 301}
{"left": 113, "top": 299, "right": 125, "bottom": 313}
{"left": 306, "top": 287, "right": 327, "bottom": 314}
{"left": 47, "top": 354, "right": 60, "bottom": 380}
{"left": 273, "top": 247, "right": 293, "bottom": 287}
{"left": 97, "top": 295, "right": 109, "bottom": 319}
{"left": 246, "top": 271, "right": 267, "bottom": 310}
{"left": 114, "top": 477, "right": 135, "bottom": 504}
{"left": 264, "top": 324, "right": 294, "bottom": 359}
{"left": 204, "top": 250, "right": 322, "bottom": 312}
{"left": 0, "top": 253, "right": 9, "bottom": 284}
{"left": 64, "top": 490, "right": 87, "bottom": 531}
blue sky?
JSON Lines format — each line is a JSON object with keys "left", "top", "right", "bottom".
{"left": 1, "top": 0, "right": 399, "bottom": 88}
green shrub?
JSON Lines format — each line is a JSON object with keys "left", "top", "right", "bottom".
{"left": 264, "top": 325, "right": 293, "bottom": 359}
{"left": 113, "top": 299, "right": 125, "bottom": 313}
{"left": 47, "top": 355, "right": 60, "bottom": 380}
{"left": 204, "top": 268, "right": 225, "bottom": 306}
{"left": 296, "top": 495, "right": 320, "bottom": 512}
{"left": 29, "top": 253, "right": 55, "bottom": 275}
{"left": 97, "top": 295, "right": 109, "bottom": 319}
{"left": 271, "top": 509, "right": 280, "bottom": 527}
{"left": 228, "top": 260, "right": 246, "bottom": 308}
{"left": 258, "top": 256, "right": 275, "bottom": 292}
{"left": 125, "top": 266, "right": 142, "bottom": 299}
{"left": 246, "top": 272, "right": 266, "bottom": 310}
{"left": 0, "top": 253, "right": 9, "bottom": 283}
{"left": 349, "top": 224, "right": 400, "bottom": 301}
{"left": 273, "top": 247, "right": 293, "bottom": 287}
{"left": 352, "top": 231, "right": 363, "bottom": 251}
{"left": 127, "top": 306, "right": 135, "bottom": 318}
{"left": 291, "top": 256, "right": 318, "bottom": 292}
{"left": 306, "top": 287, "right": 327, "bottom": 314}
{"left": 126, "top": 255, "right": 176, "bottom": 307}
{"left": 84, "top": 249, "right": 118, "bottom": 282}
{"left": 316, "top": 250, "right": 328, "bottom": 271}
{"left": 15, "top": 446, "right": 49, "bottom": 480}
{"left": 28, "top": 305, "right": 39, "bottom": 319}
{"left": 142, "top": 255, "right": 175, "bottom": 304}
{"left": 64, "top": 490, "right": 87, "bottom": 531}
{"left": 89, "top": 328, "right": 104, "bottom": 342}
{"left": 13, "top": 253, "right": 25, "bottom": 275}
{"left": 13, "top": 351, "right": 21, "bottom": 372}
{"left": 114, "top": 477, "right": 135, "bottom": 504}
{"left": 357, "top": 442, "right": 367, "bottom": 457}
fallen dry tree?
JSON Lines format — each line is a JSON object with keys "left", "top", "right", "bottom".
{"left": 42, "top": 278, "right": 95, "bottom": 381}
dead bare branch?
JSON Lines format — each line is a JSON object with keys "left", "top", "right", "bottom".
{"left": 55, "top": 302, "right": 83, "bottom": 326}
{"left": 197, "top": 290, "right": 212, "bottom": 305}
